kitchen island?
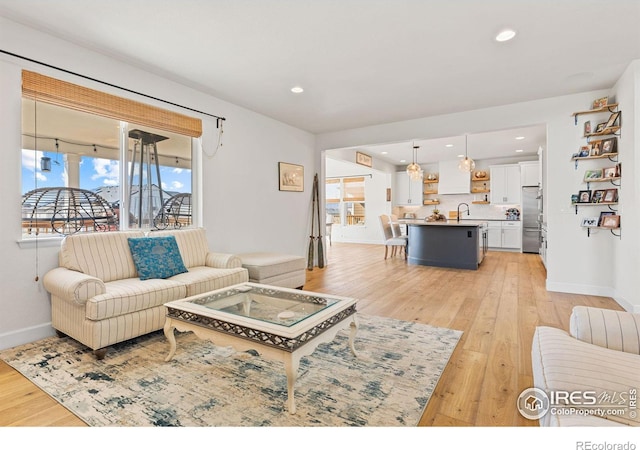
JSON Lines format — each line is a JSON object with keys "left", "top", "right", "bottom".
{"left": 403, "top": 220, "right": 488, "bottom": 270}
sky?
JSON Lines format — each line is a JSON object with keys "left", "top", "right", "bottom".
{"left": 21, "top": 150, "right": 192, "bottom": 198}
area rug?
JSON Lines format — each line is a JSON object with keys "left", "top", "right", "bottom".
{"left": 0, "top": 314, "right": 461, "bottom": 427}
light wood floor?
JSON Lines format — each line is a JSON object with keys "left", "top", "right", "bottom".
{"left": 0, "top": 243, "right": 623, "bottom": 427}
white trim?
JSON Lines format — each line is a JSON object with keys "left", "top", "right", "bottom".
{"left": 546, "top": 281, "right": 614, "bottom": 297}
{"left": 0, "top": 322, "right": 55, "bottom": 351}
{"left": 17, "top": 236, "right": 63, "bottom": 249}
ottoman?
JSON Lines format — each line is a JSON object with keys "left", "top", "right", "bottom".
{"left": 238, "top": 252, "right": 307, "bottom": 289}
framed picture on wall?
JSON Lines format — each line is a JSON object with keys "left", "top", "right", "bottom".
{"left": 598, "top": 211, "right": 615, "bottom": 226}
{"left": 356, "top": 151, "right": 372, "bottom": 167}
{"left": 278, "top": 162, "right": 304, "bottom": 192}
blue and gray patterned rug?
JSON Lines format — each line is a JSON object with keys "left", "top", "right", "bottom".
{"left": 0, "top": 314, "right": 461, "bottom": 426}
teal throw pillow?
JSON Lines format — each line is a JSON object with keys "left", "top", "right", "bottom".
{"left": 128, "top": 236, "right": 188, "bottom": 280}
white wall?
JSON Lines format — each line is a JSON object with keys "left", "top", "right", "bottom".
{"left": 317, "top": 73, "right": 640, "bottom": 312}
{"left": 0, "top": 18, "right": 316, "bottom": 349}
{"left": 609, "top": 61, "right": 639, "bottom": 311}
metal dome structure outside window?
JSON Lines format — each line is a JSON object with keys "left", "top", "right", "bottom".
{"left": 22, "top": 187, "right": 118, "bottom": 236}
{"left": 154, "top": 193, "right": 192, "bottom": 229}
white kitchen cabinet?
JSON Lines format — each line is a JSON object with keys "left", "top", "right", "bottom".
{"left": 393, "top": 171, "right": 423, "bottom": 205}
{"left": 487, "top": 222, "right": 502, "bottom": 248}
{"left": 519, "top": 161, "right": 540, "bottom": 187}
{"left": 501, "top": 221, "right": 522, "bottom": 249}
{"left": 487, "top": 221, "right": 522, "bottom": 250}
{"left": 490, "top": 164, "right": 521, "bottom": 204}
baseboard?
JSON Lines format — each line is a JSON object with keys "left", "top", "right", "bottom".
{"left": 0, "top": 322, "right": 55, "bottom": 351}
{"left": 547, "top": 281, "right": 639, "bottom": 313}
{"left": 546, "top": 281, "right": 614, "bottom": 298}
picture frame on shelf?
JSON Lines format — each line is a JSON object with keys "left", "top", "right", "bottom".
{"left": 602, "top": 166, "right": 618, "bottom": 179}
{"left": 598, "top": 211, "right": 615, "bottom": 226}
{"left": 583, "top": 121, "right": 591, "bottom": 135}
{"left": 590, "top": 141, "right": 602, "bottom": 156}
{"left": 581, "top": 217, "right": 599, "bottom": 227}
{"left": 591, "top": 190, "right": 605, "bottom": 203}
{"left": 603, "top": 188, "right": 618, "bottom": 203}
{"left": 592, "top": 97, "right": 608, "bottom": 109}
{"left": 578, "top": 145, "right": 591, "bottom": 158}
{"left": 278, "top": 162, "right": 304, "bottom": 192}
{"left": 571, "top": 194, "right": 579, "bottom": 204}
{"left": 584, "top": 169, "right": 603, "bottom": 181}
{"left": 595, "top": 123, "right": 606, "bottom": 133}
{"left": 578, "top": 190, "right": 592, "bottom": 203}
{"left": 605, "top": 111, "right": 621, "bottom": 129}
{"left": 601, "top": 138, "right": 617, "bottom": 154}
{"left": 601, "top": 214, "right": 620, "bottom": 229}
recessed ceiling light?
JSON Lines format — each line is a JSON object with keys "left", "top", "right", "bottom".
{"left": 515, "top": 149, "right": 524, "bottom": 153}
{"left": 381, "top": 151, "right": 388, "bottom": 155}
{"left": 445, "top": 144, "right": 454, "bottom": 148}
{"left": 495, "top": 29, "right": 516, "bottom": 42}
{"left": 400, "top": 159, "right": 406, "bottom": 163}
{"left": 291, "top": 86, "right": 304, "bottom": 93}
{"left": 515, "top": 136, "right": 525, "bottom": 140}
{"left": 457, "top": 154, "right": 465, "bottom": 158}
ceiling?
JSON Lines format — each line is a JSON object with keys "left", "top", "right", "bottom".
{"left": 329, "top": 123, "right": 547, "bottom": 167}
{"left": 1, "top": 1, "right": 639, "bottom": 163}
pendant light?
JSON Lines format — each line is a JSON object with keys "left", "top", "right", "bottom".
{"left": 40, "top": 156, "right": 52, "bottom": 172}
{"left": 458, "top": 134, "right": 475, "bottom": 172}
{"left": 406, "top": 142, "right": 423, "bottom": 181}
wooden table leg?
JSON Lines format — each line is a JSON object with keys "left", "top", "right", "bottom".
{"left": 283, "top": 354, "right": 301, "bottom": 414}
{"left": 164, "top": 319, "right": 177, "bottom": 362}
{"left": 349, "top": 315, "right": 359, "bottom": 357}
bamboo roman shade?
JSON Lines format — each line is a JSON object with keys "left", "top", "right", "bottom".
{"left": 22, "top": 70, "right": 202, "bottom": 137}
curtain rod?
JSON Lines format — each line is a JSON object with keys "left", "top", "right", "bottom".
{"left": 1, "top": 49, "right": 226, "bottom": 126}
{"left": 326, "top": 174, "right": 373, "bottom": 179}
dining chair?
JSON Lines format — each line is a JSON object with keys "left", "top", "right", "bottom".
{"left": 379, "top": 214, "right": 407, "bottom": 259}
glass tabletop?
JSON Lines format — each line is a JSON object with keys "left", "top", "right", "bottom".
{"left": 186, "top": 285, "right": 339, "bottom": 327}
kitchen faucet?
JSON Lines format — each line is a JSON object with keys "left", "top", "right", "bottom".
{"left": 457, "top": 202, "right": 470, "bottom": 222}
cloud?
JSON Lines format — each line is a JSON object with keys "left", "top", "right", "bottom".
{"left": 171, "top": 181, "right": 184, "bottom": 190}
{"left": 91, "top": 158, "right": 119, "bottom": 186}
{"left": 172, "top": 168, "right": 183, "bottom": 174}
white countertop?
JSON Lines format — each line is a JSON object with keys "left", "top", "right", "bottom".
{"left": 401, "top": 219, "right": 489, "bottom": 227}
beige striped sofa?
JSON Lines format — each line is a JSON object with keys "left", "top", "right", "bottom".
{"left": 43, "top": 227, "right": 248, "bottom": 358}
{"left": 532, "top": 306, "right": 640, "bottom": 426}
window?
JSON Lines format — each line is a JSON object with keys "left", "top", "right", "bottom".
{"left": 325, "top": 177, "right": 366, "bottom": 226}
{"left": 20, "top": 71, "right": 200, "bottom": 237}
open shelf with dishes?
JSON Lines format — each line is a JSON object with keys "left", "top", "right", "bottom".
{"left": 423, "top": 173, "right": 439, "bottom": 205}
{"left": 471, "top": 171, "right": 490, "bottom": 204}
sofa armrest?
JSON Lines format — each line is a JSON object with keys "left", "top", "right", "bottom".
{"left": 205, "top": 252, "right": 243, "bottom": 269}
{"left": 570, "top": 306, "right": 640, "bottom": 355}
{"left": 43, "top": 267, "right": 106, "bottom": 306}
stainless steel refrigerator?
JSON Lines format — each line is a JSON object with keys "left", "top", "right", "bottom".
{"left": 522, "top": 186, "right": 541, "bottom": 253}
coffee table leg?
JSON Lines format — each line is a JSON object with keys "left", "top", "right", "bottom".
{"left": 284, "top": 355, "right": 301, "bottom": 414}
{"left": 349, "top": 315, "right": 359, "bottom": 357}
{"left": 164, "top": 319, "right": 177, "bottom": 362}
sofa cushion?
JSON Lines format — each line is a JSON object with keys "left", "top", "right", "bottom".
{"left": 532, "top": 326, "right": 640, "bottom": 427}
{"left": 86, "top": 277, "right": 187, "bottom": 321}
{"left": 128, "top": 236, "right": 188, "bottom": 280}
{"left": 167, "top": 266, "right": 249, "bottom": 297}
{"left": 59, "top": 230, "right": 144, "bottom": 282}
{"left": 151, "top": 228, "right": 209, "bottom": 268}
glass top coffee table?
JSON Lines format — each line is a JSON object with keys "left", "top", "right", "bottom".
{"left": 163, "top": 282, "right": 358, "bottom": 414}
